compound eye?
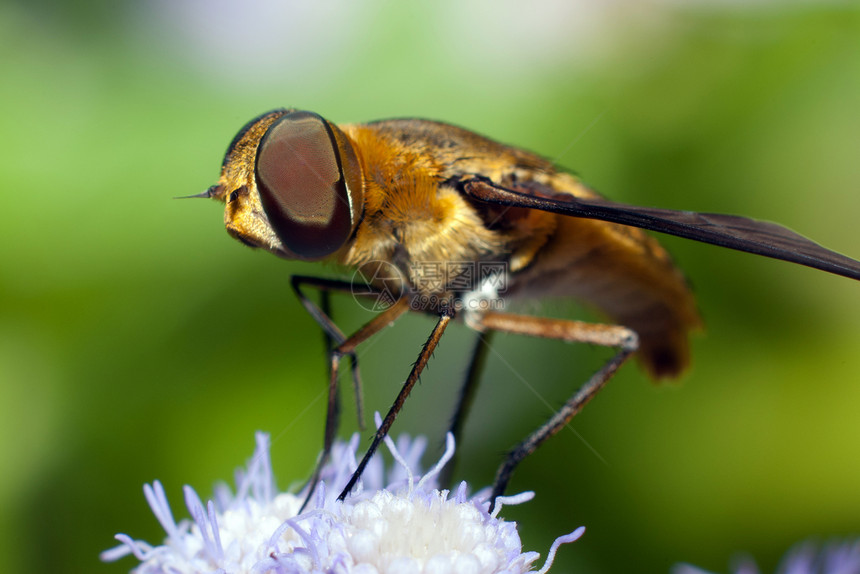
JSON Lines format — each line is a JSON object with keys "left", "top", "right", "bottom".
{"left": 254, "top": 111, "right": 361, "bottom": 259}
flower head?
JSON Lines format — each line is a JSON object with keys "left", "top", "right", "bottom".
{"left": 102, "top": 419, "right": 583, "bottom": 573}
{"left": 674, "top": 539, "right": 860, "bottom": 574}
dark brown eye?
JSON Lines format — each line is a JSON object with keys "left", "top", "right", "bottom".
{"left": 254, "top": 110, "right": 363, "bottom": 260}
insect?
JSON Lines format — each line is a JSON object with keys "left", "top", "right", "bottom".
{"left": 195, "top": 108, "right": 860, "bottom": 508}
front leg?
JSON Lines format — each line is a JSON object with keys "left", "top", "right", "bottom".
{"left": 290, "top": 276, "right": 410, "bottom": 509}
{"left": 291, "top": 275, "right": 382, "bottom": 429}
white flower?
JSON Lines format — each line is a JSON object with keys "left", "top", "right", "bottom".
{"left": 102, "top": 417, "right": 583, "bottom": 574}
{"left": 674, "top": 539, "right": 860, "bottom": 574}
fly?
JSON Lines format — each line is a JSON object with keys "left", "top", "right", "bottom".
{"left": 193, "top": 109, "right": 860, "bottom": 509}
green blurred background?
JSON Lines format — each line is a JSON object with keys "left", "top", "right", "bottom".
{"left": 2, "top": 1, "right": 859, "bottom": 572}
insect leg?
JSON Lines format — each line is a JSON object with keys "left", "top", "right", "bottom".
{"left": 320, "top": 288, "right": 333, "bottom": 378}
{"left": 290, "top": 276, "right": 403, "bottom": 504}
{"left": 298, "top": 295, "right": 412, "bottom": 510}
{"left": 291, "top": 275, "right": 373, "bottom": 340}
{"left": 470, "top": 311, "right": 639, "bottom": 510}
{"left": 323, "top": 289, "right": 364, "bottom": 431}
{"left": 291, "top": 275, "right": 381, "bottom": 428}
{"left": 337, "top": 307, "right": 456, "bottom": 501}
{"left": 439, "top": 330, "right": 494, "bottom": 489}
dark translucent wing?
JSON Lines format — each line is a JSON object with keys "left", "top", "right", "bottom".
{"left": 461, "top": 177, "right": 860, "bottom": 281}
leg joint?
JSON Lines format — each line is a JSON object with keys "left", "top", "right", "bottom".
{"left": 619, "top": 328, "right": 639, "bottom": 352}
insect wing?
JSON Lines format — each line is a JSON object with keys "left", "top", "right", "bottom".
{"left": 461, "top": 178, "right": 860, "bottom": 281}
